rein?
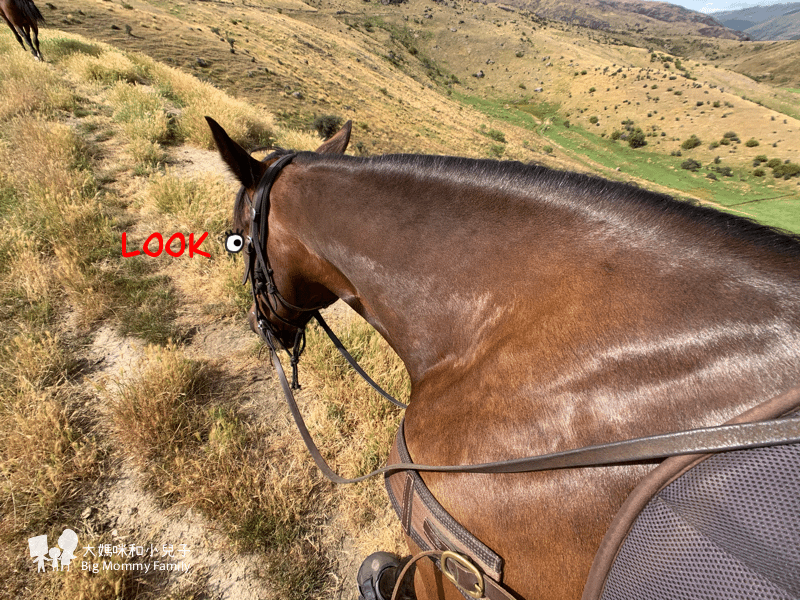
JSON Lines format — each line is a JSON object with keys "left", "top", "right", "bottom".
{"left": 244, "top": 153, "right": 800, "bottom": 486}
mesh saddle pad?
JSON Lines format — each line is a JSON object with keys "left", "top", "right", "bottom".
{"left": 600, "top": 443, "right": 800, "bottom": 600}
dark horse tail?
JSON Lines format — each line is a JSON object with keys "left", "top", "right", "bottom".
{"left": 17, "top": 0, "right": 45, "bottom": 24}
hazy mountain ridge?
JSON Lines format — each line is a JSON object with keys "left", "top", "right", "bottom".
{"left": 488, "top": 0, "right": 747, "bottom": 38}
{"left": 715, "top": 2, "right": 800, "bottom": 40}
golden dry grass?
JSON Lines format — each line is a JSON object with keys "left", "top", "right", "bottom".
{"left": 0, "top": 28, "right": 404, "bottom": 600}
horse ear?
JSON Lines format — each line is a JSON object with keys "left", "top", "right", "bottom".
{"left": 205, "top": 116, "right": 264, "bottom": 189}
{"left": 315, "top": 120, "right": 352, "bottom": 155}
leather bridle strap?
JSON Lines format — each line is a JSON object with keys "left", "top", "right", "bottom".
{"left": 244, "top": 150, "right": 410, "bottom": 403}
{"left": 312, "top": 311, "right": 408, "bottom": 409}
{"left": 269, "top": 333, "right": 800, "bottom": 483}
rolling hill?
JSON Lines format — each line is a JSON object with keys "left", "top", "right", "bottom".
{"left": 494, "top": 0, "right": 747, "bottom": 39}
{"left": 39, "top": 0, "right": 800, "bottom": 231}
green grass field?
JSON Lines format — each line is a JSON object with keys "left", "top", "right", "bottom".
{"left": 454, "top": 92, "right": 800, "bottom": 233}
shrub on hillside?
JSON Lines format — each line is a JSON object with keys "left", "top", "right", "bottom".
{"left": 773, "top": 162, "right": 800, "bottom": 179}
{"left": 766, "top": 158, "right": 783, "bottom": 169}
{"left": 313, "top": 115, "right": 344, "bottom": 140}
{"left": 681, "top": 158, "right": 702, "bottom": 172}
{"left": 628, "top": 128, "right": 647, "bottom": 148}
{"left": 723, "top": 131, "right": 740, "bottom": 142}
{"left": 681, "top": 134, "right": 701, "bottom": 150}
{"left": 745, "top": 138, "right": 760, "bottom": 147}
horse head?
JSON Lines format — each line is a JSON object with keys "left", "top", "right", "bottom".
{"left": 205, "top": 116, "right": 352, "bottom": 352}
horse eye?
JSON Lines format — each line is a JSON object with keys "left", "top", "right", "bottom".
{"left": 225, "top": 231, "right": 245, "bottom": 254}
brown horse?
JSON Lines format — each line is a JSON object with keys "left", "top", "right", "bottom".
{"left": 0, "top": 0, "right": 44, "bottom": 60}
{"left": 206, "top": 117, "right": 800, "bottom": 600}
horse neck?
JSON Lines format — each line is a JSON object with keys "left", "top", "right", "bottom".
{"left": 280, "top": 156, "right": 800, "bottom": 414}
{"left": 280, "top": 160, "right": 517, "bottom": 383}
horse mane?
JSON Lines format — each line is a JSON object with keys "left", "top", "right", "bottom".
{"left": 296, "top": 151, "right": 800, "bottom": 259}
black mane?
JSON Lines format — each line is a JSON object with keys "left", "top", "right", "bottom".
{"left": 297, "top": 151, "right": 800, "bottom": 259}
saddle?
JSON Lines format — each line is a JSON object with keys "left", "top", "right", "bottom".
{"left": 385, "top": 389, "right": 800, "bottom": 600}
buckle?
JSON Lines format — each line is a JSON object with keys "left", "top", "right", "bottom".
{"left": 440, "top": 551, "right": 485, "bottom": 598}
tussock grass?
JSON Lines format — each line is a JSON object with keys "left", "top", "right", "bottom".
{"left": 63, "top": 50, "right": 148, "bottom": 85}
{"left": 54, "top": 34, "right": 273, "bottom": 151}
{"left": 109, "top": 344, "right": 214, "bottom": 472}
{"left": 272, "top": 128, "right": 327, "bottom": 152}
{"left": 108, "top": 82, "right": 172, "bottom": 168}
{"left": 91, "top": 256, "right": 180, "bottom": 346}
{"left": 107, "top": 343, "right": 333, "bottom": 599}
{"left": 0, "top": 51, "right": 75, "bottom": 121}
{"left": 0, "top": 115, "right": 120, "bottom": 328}
{"left": 0, "top": 326, "right": 103, "bottom": 598}
{"left": 58, "top": 549, "right": 137, "bottom": 600}
{"left": 153, "top": 67, "right": 273, "bottom": 150}
{"left": 1, "top": 117, "right": 94, "bottom": 206}
{"left": 143, "top": 170, "right": 230, "bottom": 232}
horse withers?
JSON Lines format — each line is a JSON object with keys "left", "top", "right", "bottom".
{"left": 206, "top": 116, "right": 800, "bottom": 600}
{"left": 1, "top": 0, "right": 44, "bottom": 61}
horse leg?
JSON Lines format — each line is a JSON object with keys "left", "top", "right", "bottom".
{"left": 18, "top": 24, "right": 39, "bottom": 60}
{"left": 1, "top": 13, "right": 26, "bottom": 50}
{"left": 30, "top": 22, "right": 41, "bottom": 61}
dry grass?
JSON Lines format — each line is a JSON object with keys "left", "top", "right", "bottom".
{"left": 108, "top": 82, "right": 172, "bottom": 167}
{"left": 150, "top": 64, "right": 274, "bottom": 150}
{"left": 0, "top": 50, "right": 75, "bottom": 121}
{"left": 0, "top": 325, "right": 104, "bottom": 599}
{"left": 63, "top": 49, "right": 147, "bottom": 85}
{"left": 1, "top": 28, "right": 387, "bottom": 600}
{"left": 105, "top": 343, "right": 334, "bottom": 600}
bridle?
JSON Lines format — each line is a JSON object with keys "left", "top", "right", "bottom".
{"left": 240, "top": 151, "right": 409, "bottom": 404}
{"left": 243, "top": 151, "right": 317, "bottom": 389}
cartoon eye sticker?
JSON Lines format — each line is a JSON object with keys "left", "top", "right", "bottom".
{"left": 224, "top": 229, "right": 245, "bottom": 254}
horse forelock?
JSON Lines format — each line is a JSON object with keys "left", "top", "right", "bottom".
{"left": 293, "top": 151, "right": 800, "bottom": 259}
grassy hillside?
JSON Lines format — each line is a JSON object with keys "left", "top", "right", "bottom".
{"left": 41, "top": 0, "right": 799, "bottom": 232}
{"left": 0, "top": 29, "right": 410, "bottom": 600}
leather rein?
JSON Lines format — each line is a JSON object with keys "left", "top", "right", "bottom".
{"left": 243, "top": 152, "right": 800, "bottom": 487}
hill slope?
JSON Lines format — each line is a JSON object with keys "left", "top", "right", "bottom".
{"left": 39, "top": 0, "right": 800, "bottom": 231}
